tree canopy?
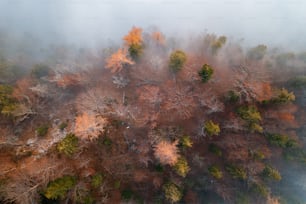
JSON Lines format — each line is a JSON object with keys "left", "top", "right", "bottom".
{"left": 169, "top": 50, "right": 187, "bottom": 72}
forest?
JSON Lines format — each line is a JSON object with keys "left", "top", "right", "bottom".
{"left": 0, "top": 26, "right": 306, "bottom": 204}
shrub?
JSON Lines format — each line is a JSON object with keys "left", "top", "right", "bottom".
{"left": 225, "top": 165, "right": 247, "bottom": 180}
{"left": 91, "top": 173, "right": 104, "bottom": 188}
{"left": 169, "top": 50, "right": 187, "bottom": 72}
{"left": 57, "top": 133, "right": 79, "bottom": 156}
{"left": 204, "top": 120, "right": 220, "bottom": 137}
{"left": 209, "top": 143, "right": 222, "bottom": 157}
{"left": 198, "top": 64, "right": 214, "bottom": 83}
{"left": 44, "top": 175, "right": 76, "bottom": 200}
{"left": 36, "top": 124, "right": 49, "bottom": 137}
{"left": 163, "top": 182, "right": 182, "bottom": 203}
{"left": 208, "top": 165, "right": 223, "bottom": 179}
{"left": 261, "top": 165, "right": 281, "bottom": 181}
{"left": 173, "top": 157, "right": 190, "bottom": 177}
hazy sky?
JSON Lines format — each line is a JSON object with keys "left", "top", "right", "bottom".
{"left": 0, "top": 0, "right": 305, "bottom": 49}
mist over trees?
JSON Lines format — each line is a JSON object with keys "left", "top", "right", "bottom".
{"left": 0, "top": 23, "right": 306, "bottom": 204}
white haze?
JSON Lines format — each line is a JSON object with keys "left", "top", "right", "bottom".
{"left": 0, "top": 0, "right": 305, "bottom": 50}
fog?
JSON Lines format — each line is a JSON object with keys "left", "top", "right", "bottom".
{"left": 0, "top": 0, "right": 306, "bottom": 50}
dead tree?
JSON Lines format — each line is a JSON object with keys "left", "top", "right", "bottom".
{"left": 162, "top": 83, "right": 196, "bottom": 120}
{"left": 231, "top": 64, "right": 271, "bottom": 102}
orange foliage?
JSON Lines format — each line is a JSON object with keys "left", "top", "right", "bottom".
{"left": 123, "top": 26, "right": 143, "bottom": 46}
{"left": 151, "top": 31, "right": 165, "bottom": 45}
{"left": 153, "top": 140, "right": 179, "bottom": 166}
{"left": 74, "top": 113, "right": 108, "bottom": 140}
{"left": 55, "top": 73, "right": 83, "bottom": 88}
{"left": 105, "top": 48, "right": 134, "bottom": 73}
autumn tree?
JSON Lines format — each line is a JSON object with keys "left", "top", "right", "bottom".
{"left": 237, "top": 106, "right": 263, "bottom": 133}
{"left": 179, "top": 135, "right": 193, "bottom": 148}
{"left": 265, "top": 133, "right": 297, "bottom": 148}
{"left": 173, "top": 157, "right": 190, "bottom": 177}
{"left": 270, "top": 88, "right": 295, "bottom": 104}
{"left": 57, "top": 133, "right": 79, "bottom": 156}
{"left": 198, "top": 64, "right": 214, "bottom": 83}
{"left": 202, "top": 34, "right": 227, "bottom": 55}
{"left": 225, "top": 165, "right": 247, "bottom": 180}
{"left": 208, "top": 165, "right": 223, "bottom": 179}
{"left": 163, "top": 182, "right": 182, "bottom": 203}
{"left": 169, "top": 50, "right": 187, "bottom": 72}
{"left": 44, "top": 175, "right": 76, "bottom": 200}
{"left": 105, "top": 48, "right": 134, "bottom": 73}
{"left": 204, "top": 120, "right": 220, "bottom": 137}
{"left": 154, "top": 140, "right": 179, "bottom": 166}
{"left": 261, "top": 165, "right": 281, "bottom": 181}
{"left": 123, "top": 27, "right": 143, "bottom": 60}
